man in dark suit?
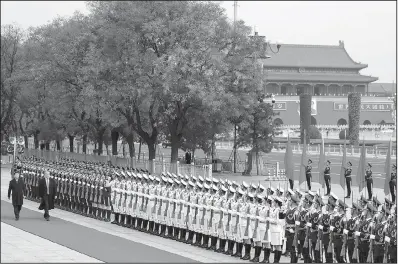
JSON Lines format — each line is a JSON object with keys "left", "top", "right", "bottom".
{"left": 185, "top": 151, "right": 192, "bottom": 165}
{"left": 38, "top": 170, "right": 57, "bottom": 221}
{"left": 8, "top": 170, "right": 26, "bottom": 220}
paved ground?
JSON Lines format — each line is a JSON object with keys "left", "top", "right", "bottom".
{"left": 1, "top": 222, "right": 102, "bottom": 263}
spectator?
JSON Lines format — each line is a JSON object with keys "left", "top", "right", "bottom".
{"left": 185, "top": 151, "right": 192, "bottom": 165}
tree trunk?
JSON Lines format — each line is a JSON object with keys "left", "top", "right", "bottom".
{"left": 138, "top": 138, "right": 142, "bottom": 160}
{"left": 244, "top": 151, "right": 253, "bottom": 175}
{"left": 105, "top": 143, "right": 109, "bottom": 156}
{"left": 211, "top": 137, "right": 216, "bottom": 161}
{"left": 97, "top": 135, "right": 103, "bottom": 155}
{"left": 122, "top": 141, "right": 126, "bottom": 157}
{"left": 45, "top": 142, "right": 50, "bottom": 150}
{"left": 148, "top": 141, "right": 156, "bottom": 160}
{"left": 24, "top": 135, "right": 28, "bottom": 148}
{"left": 82, "top": 134, "right": 87, "bottom": 154}
{"left": 111, "top": 130, "right": 119, "bottom": 156}
{"left": 68, "top": 135, "right": 74, "bottom": 152}
{"left": 192, "top": 149, "right": 196, "bottom": 164}
{"left": 56, "top": 140, "right": 61, "bottom": 151}
{"left": 126, "top": 133, "right": 135, "bottom": 158}
{"left": 34, "top": 131, "right": 39, "bottom": 149}
{"left": 170, "top": 134, "right": 181, "bottom": 163}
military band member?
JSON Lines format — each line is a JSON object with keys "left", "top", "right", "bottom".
{"left": 321, "top": 193, "right": 338, "bottom": 263}
{"left": 373, "top": 205, "right": 390, "bottom": 263}
{"left": 285, "top": 195, "right": 300, "bottom": 263}
{"left": 365, "top": 163, "right": 373, "bottom": 200}
{"left": 309, "top": 196, "right": 323, "bottom": 263}
{"left": 355, "top": 203, "right": 377, "bottom": 263}
{"left": 330, "top": 200, "right": 348, "bottom": 263}
{"left": 324, "top": 160, "right": 331, "bottom": 195}
{"left": 384, "top": 211, "right": 396, "bottom": 263}
{"left": 344, "top": 161, "right": 352, "bottom": 198}
{"left": 346, "top": 203, "right": 362, "bottom": 263}
{"left": 305, "top": 159, "right": 313, "bottom": 191}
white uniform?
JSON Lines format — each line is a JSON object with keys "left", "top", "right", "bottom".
{"left": 125, "top": 181, "right": 132, "bottom": 215}
{"left": 189, "top": 191, "right": 198, "bottom": 232}
{"left": 223, "top": 198, "right": 233, "bottom": 239}
{"left": 119, "top": 180, "right": 127, "bottom": 214}
{"left": 269, "top": 208, "right": 283, "bottom": 246}
{"left": 131, "top": 182, "right": 138, "bottom": 217}
{"left": 239, "top": 202, "right": 251, "bottom": 239}
{"left": 181, "top": 189, "right": 189, "bottom": 229}
{"left": 197, "top": 193, "right": 206, "bottom": 233}
{"left": 230, "top": 199, "right": 242, "bottom": 242}
{"left": 204, "top": 194, "right": 213, "bottom": 235}
{"left": 161, "top": 186, "right": 169, "bottom": 225}
{"left": 259, "top": 205, "right": 271, "bottom": 243}
{"left": 136, "top": 183, "right": 144, "bottom": 218}
{"left": 216, "top": 195, "right": 227, "bottom": 239}
{"left": 153, "top": 184, "right": 162, "bottom": 223}
{"left": 147, "top": 183, "right": 156, "bottom": 221}
{"left": 113, "top": 180, "right": 121, "bottom": 213}
{"left": 141, "top": 183, "right": 149, "bottom": 220}
{"left": 166, "top": 188, "right": 175, "bottom": 226}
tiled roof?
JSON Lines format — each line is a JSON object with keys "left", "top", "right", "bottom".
{"left": 261, "top": 41, "right": 368, "bottom": 69}
{"left": 368, "top": 83, "right": 396, "bottom": 94}
{"left": 266, "top": 72, "right": 378, "bottom": 83}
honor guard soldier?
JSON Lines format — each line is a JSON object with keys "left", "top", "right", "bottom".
{"left": 285, "top": 195, "right": 300, "bottom": 263}
{"left": 111, "top": 173, "right": 121, "bottom": 224}
{"left": 215, "top": 185, "right": 228, "bottom": 253}
{"left": 223, "top": 186, "right": 235, "bottom": 255}
{"left": 192, "top": 182, "right": 204, "bottom": 246}
{"left": 272, "top": 197, "right": 285, "bottom": 263}
{"left": 185, "top": 180, "right": 196, "bottom": 243}
{"left": 103, "top": 174, "right": 112, "bottom": 222}
{"left": 331, "top": 200, "right": 348, "bottom": 263}
{"left": 355, "top": 203, "right": 377, "bottom": 263}
{"left": 344, "top": 161, "right": 352, "bottom": 198}
{"left": 365, "top": 163, "right": 373, "bottom": 200}
{"left": 305, "top": 159, "right": 313, "bottom": 191}
{"left": 180, "top": 179, "right": 191, "bottom": 242}
{"left": 373, "top": 196, "right": 382, "bottom": 211}
{"left": 250, "top": 193, "right": 264, "bottom": 263}
{"left": 239, "top": 189, "right": 252, "bottom": 260}
{"left": 310, "top": 196, "right": 324, "bottom": 263}
{"left": 384, "top": 210, "right": 396, "bottom": 263}
{"left": 207, "top": 184, "right": 218, "bottom": 250}
{"left": 151, "top": 176, "right": 162, "bottom": 235}
{"left": 146, "top": 175, "right": 156, "bottom": 233}
{"left": 324, "top": 160, "right": 332, "bottom": 195}
{"left": 321, "top": 193, "right": 338, "bottom": 263}
{"left": 373, "top": 205, "right": 390, "bottom": 263}
{"left": 232, "top": 188, "right": 245, "bottom": 258}
{"left": 346, "top": 203, "right": 362, "bottom": 263}
{"left": 298, "top": 194, "right": 313, "bottom": 263}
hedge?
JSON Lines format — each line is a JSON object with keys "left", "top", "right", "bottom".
{"left": 300, "top": 94, "right": 312, "bottom": 143}
{"left": 348, "top": 93, "right": 361, "bottom": 145}
{"left": 308, "top": 125, "right": 322, "bottom": 139}
{"left": 339, "top": 129, "right": 349, "bottom": 139}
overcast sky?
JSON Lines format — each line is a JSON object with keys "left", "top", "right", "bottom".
{"left": 1, "top": 1, "right": 396, "bottom": 83}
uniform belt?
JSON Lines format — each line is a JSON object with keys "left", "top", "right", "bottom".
{"left": 324, "top": 174, "right": 330, "bottom": 176}
{"left": 311, "top": 228, "right": 317, "bottom": 232}
{"left": 374, "top": 242, "right": 384, "bottom": 245}
{"left": 345, "top": 176, "right": 351, "bottom": 178}
{"left": 323, "top": 231, "right": 330, "bottom": 235}
{"left": 286, "top": 224, "right": 295, "bottom": 228}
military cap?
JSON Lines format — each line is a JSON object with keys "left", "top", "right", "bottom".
{"left": 212, "top": 184, "right": 218, "bottom": 191}
{"left": 143, "top": 174, "right": 149, "bottom": 180}
{"left": 229, "top": 186, "right": 236, "bottom": 193}
{"left": 191, "top": 175, "right": 197, "bottom": 181}
{"left": 238, "top": 188, "right": 245, "bottom": 195}
{"left": 168, "top": 178, "right": 174, "bottom": 184}
{"left": 268, "top": 187, "right": 275, "bottom": 194}
{"left": 304, "top": 194, "right": 314, "bottom": 203}
{"left": 259, "top": 184, "right": 265, "bottom": 191}
{"left": 338, "top": 200, "right": 348, "bottom": 210}
{"left": 248, "top": 192, "right": 255, "bottom": 199}
{"left": 256, "top": 194, "right": 264, "bottom": 202}
{"left": 367, "top": 163, "right": 372, "bottom": 168}
{"left": 232, "top": 181, "right": 239, "bottom": 187}
{"left": 295, "top": 190, "right": 304, "bottom": 199}
{"left": 277, "top": 188, "right": 284, "bottom": 194}
{"left": 173, "top": 179, "right": 180, "bottom": 185}
{"left": 220, "top": 179, "right": 225, "bottom": 185}
{"left": 373, "top": 196, "right": 382, "bottom": 207}
{"left": 221, "top": 185, "right": 228, "bottom": 192}
{"left": 155, "top": 177, "right": 161, "bottom": 182}
{"left": 178, "top": 173, "right": 183, "bottom": 178}
{"left": 385, "top": 198, "right": 393, "bottom": 208}
{"left": 315, "top": 196, "right": 324, "bottom": 206}
{"left": 195, "top": 182, "right": 202, "bottom": 188}
{"left": 365, "top": 203, "right": 377, "bottom": 213}
{"left": 251, "top": 183, "right": 257, "bottom": 189}
{"left": 242, "top": 181, "right": 249, "bottom": 188}
{"left": 149, "top": 175, "right": 154, "bottom": 181}
{"left": 381, "top": 205, "right": 391, "bottom": 215}
{"left": 184, "top": 175, "right": 189, "bottom": 181}
{"left": 212, "top": 178, "right": 219, "bottom": 184}
{"left": 307, "top": 190, "right": 315, "bottom": 197}
{"left": 352, "top": 203, "right": 362, "bottom": 211}
{"left": 137, "top": 174, "right": 143, "bottom": 179}
{"left": 360, "top": 194, "right": 368, "bottom": 204}
{"left": 167, "top": 172, "right": 172, "bottom": 177}
{"left": 205, "top": 177, "right": 212, "bottom": 182}
{"left": 181, "top": 179, "right": 187, "bottom": 186}
{"left": 275, "top": 197, "right": 283, "bottom": 206}
{"left": 329, "top": 193, "right": 338, "bottom": 202}
{"left": 287, "top": 188, "right": 295, "bottom": 196}
{"left": 203, "top": 183, "right": 210, "bottom": 189}
{"left": 188, "top": 181, "right": 195, "bottom": 187}
{"left": 267, "top": 196, "right": 274, "bottom": 202}
{"left": 198, "top": 176, "right": 204, "bottom": 182}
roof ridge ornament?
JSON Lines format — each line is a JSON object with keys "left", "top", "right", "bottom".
{"left": 339, "top": 40, "right": 345, "bottom": 48}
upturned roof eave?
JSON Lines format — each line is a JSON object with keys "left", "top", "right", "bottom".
{"left": 262, "top": 64, "right": 368, "bottom": 69}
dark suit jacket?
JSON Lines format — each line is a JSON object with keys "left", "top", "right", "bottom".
{"left": 38, "top": 177, "right": 56, "bottom": 210}
{"left": 8, "top": 178, "right": 25, "bottom": 206}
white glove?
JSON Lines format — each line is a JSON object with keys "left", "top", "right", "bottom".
{"left": 295, "top": 221, "right": 300, "bottom": 226}
{"left": 343, "top": 229, "right": 349, "bottom": 235}
{"left": 370, "top": 235, "right": 375, "bottom": 240}
{"left": 306, "top": 223, "right": 312, "bottom": 227}
{"left": 318, "top": 225, "right": 323, "bottom": 230}
{"left": 289, "top": 228, "right": 294, "bottom": 234}
{"left": 385, "top": 236, "right": 391, "bottom": 243}
{"left": 330, "top": 226, "right": 335, "bottom": 231}
{"left": 355, "top": 231, "right": 361, "bottom": 237}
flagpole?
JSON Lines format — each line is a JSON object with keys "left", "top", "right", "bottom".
{"left": 344, "top": 129, "right": 346, "bottom": 205}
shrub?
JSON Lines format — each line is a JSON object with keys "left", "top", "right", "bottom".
{"left": 363, "top": 120, "right": 371, "bottom": 125}
{"left": 337, "top": 118, "right": 347, "bottom": 126}
{"left": 300, "top": 94, "right": 312, "bottom": 143}
{"left": 348, "top": 93, "right": 361, "bottom": 145}
{"left": 339, "top": 129, "right": 349, "bottom": 139}
{"left": 308, "top": 125, "right": 322, "bottom": 139}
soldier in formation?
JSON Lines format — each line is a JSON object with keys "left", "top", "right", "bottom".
{"left": 18, "top": 155, "right": 397, "bottom": 263}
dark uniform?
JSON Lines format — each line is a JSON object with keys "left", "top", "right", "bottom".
{"left": 324, "top": 164, "right": 331, "bottom": 195}
{"left": 390, "top": 165, "right": 396, "bottom": 202}
{"left": 346, "top": 203, "right": 362, "bottom": 263}
{"left": 345, "top": 165, "right": 352, "bottom": 198}
{"left": 365, "top": 166, "right": 373, "bottom": 200}
{"left": 306, "top": 163, "right": 312, "bottom": 191}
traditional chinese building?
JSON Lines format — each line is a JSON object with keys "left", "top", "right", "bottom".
{"left": 261, "top": 41, "right": 396, "bottom": 126}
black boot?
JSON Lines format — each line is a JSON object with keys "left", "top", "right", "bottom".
{"left": 216, "top": 239, "right": 225, "bottom": 253}
{"left": 153, "top": 223, "right": 159, "bottom": 235}
{"left": 250, "top": 246, "right": 261, "bottom": 262}
{"left": 167, "top": 226, "right": 173, "bottom": 238}
{"left": 194, "top": 233, "right": 202, "bottom": 246}
{"left": 242, "top": 244, "right": 252, "bottom": 260}
{"left": 273, "top": 251, "right": 281, "bottom": 263}
{"left": 232, "top": 242, "right": 242, "bottom": 257}
{"left": 125, "top": 215, "right": 131, "bottom": 227}
{"left": 187, "top": 231, "right": 194, "bottom": 244}
{"left": 209, "top": 236, "right": 217, "bottom": 250}
{"left": 137, "top": 218, "right": 142, "bottom": 230}
{"left": 131, "top": 217, "right": 136, "bottom": 229}
{"left": 179, "top": 229, "right": 186, "bottom": 242}
{"left": 225, "top": 240, "right": 234, "bottom": 255}
{"left": 106, "top": 210, "right": 111, "bottom": 222}
{"left": 102, "top": 210, "right": 107, "bottom": 221}
{"left": 201, "top": 235, "right": 208, "bottom": 248}
{"left": 120, "top": 214, "right": 126, "bottom": 226}
{"left": 261, "top": 248, "right": 271, "bottom": 263}
{"left": 112, "top": 213, "right": 119, "bottom": 224}
{"left": 142, "top": 220, "right": 148, "bottom": 232}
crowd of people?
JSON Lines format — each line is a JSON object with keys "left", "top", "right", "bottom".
{"left": 11, "top": 156, "right": 398, "bottom": 263}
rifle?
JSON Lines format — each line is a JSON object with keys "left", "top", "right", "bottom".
{"left": 171, "top": 191, "right": 177, "bottom": 219}
{"left": 193, "top": 196, "right": 199, "bottom": 225}
{"left": 218, "top": 198, "right": 224, "bottom": 229}
{"left": 340, "top": 217, "right": 348, "bottom": 261}
{"left": 157, "top": 189, "right": 163, "bottom": 216}
{"left": 177, "top": 191, "right": 183, "bottom": 220}
{"left": 225, "top": 201, "right": 232, "bottom": 232}
{"left": 367, "top": 222, "right": 374, "bottom": 263}
{"left": 200, "top": 197, "right": 206, "bottom": 225}
{"left": 185, "top": 193, "right": 191, "bottom": 224}
{"left": 152, "top": 189, "right": 157, "bottom": 214}
{"left": 164, "top": 190, "right": 170, "bottom": 217}
{"left": 252, "top": 205, "right": 260, "bottom": 239}
{"left": 263, "top": 206, "right": 271, "bottom": 241}
{"left": 208, "top": 197, "right": 214, "bottom": 227}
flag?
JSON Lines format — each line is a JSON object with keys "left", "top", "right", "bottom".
{"left": 384, "top": 139, "right": 392, "bottom": 196}
{"left": 357, "top": 140, "right": 366, "bottom": 193}
{"left": 299, "top": 130, "right": 307, "bottom": 186}
{"left": 318, "top": 138, "right": 325, "bottom": 188}
{"left": 339, "top": 131, "right": 347, "bottom": 189}
{"left": 284, "top": 135, "right": 294, "bottom": 182}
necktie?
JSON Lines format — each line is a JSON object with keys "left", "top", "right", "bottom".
{"left": 47, "top": 179, "right": 49, "bottom": 194}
